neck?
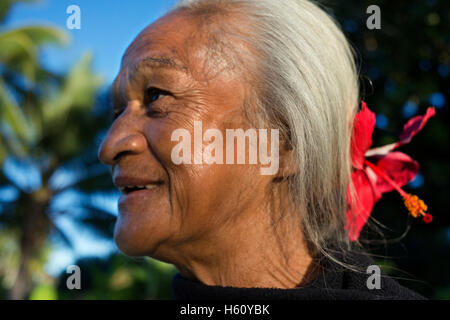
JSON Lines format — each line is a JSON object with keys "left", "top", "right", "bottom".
{"left": 171, "top": 184, "right": 316, "bottom": 289}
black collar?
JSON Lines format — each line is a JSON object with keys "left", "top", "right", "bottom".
{"left": 172, "top": 250, "right": 425, "bottom": 300}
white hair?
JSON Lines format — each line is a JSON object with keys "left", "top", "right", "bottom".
{"left": 174, "top": 0, "right": 360, "bottom": 260}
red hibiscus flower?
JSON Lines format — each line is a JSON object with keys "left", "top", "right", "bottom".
{"left": 346, "top": 101, "right": 436, "bottom": 241}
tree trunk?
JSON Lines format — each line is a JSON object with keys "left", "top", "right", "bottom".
{"left": 9, "top": 189, "right": 51, "bottom": 300}
{"left": 9, "top": 251, "right": 31, "bottom": 300}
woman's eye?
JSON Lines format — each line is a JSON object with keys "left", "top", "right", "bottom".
{"left": 145, "top": 87, "right": 170, "bottom": 117}
{"left": 146, "top": 87, "right": 165, "bottom": 104}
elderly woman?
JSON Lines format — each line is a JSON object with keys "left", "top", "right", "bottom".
{"left": 98, "top": 0, "right": 423, "bottom": 299}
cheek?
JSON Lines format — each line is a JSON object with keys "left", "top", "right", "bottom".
{"left": 142, "top": 115, "right": 263, "bottom": 238}
{"left": 171, "top": 162, "right": 260, "bottom": 239}
{"left": 170, "top": 164, "right": 236, "bottom": 233}
{"left": 176, "top": 162, "right": 266, "bottom": 242}
{"left": 142, "top": 105, "right": 203, "bottom": 164}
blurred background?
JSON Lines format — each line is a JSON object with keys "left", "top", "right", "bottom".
{"left": 0, "top": 0, "right": 448, "bottom": 299}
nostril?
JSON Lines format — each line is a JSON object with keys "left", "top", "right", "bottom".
{"left": 113, "top": 150, "right": 136, "bottom": 162}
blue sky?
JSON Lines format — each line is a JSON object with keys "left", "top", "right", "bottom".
{"left": 4, "top": 0, "right": 178, "bottom": 276}
{"left": 6, "top": 0, "right": 178, "bottom": 83}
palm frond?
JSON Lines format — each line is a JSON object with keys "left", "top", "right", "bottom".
{"left": 0, "top": 77, "right": 35, "bottom": 151}
{"left": 42, "top": 52, "right": 102, "bottom": 127}
{"left": 0, "top": 0, "right": 37, "bottom": 24}
{"left": 76, "top": 206, "right": 116, "bottom": 239}
{"left": 0, "top": 26, "right": 68, "bottom": 82}
{"left": 48, "top": 219, "right": 74, "bottom": 249}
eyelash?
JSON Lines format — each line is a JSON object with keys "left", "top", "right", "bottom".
{"left": 145, "top": 87, "right": 165, "bottom": 105}
{"left": 113, "top": 87, "right": 169, "bottom": 119}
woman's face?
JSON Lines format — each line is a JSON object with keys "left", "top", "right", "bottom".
{"left": 98, "top": 11, "right": 273, "bottom": 261}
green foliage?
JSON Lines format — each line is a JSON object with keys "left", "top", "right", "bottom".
{"left": 0, "top": 1, "right": 115, "bottom": 299}
{"left": 0, "top": 26, "right": 68, "bottom": 82}
{"left": 29, "top": 283, "right": 58, "bottom": 300}
{"left": 0, "top": 23, "right": 68, "bottom": 161}
{"left": 0, "top": 0, "right": 35, "bottom": 24}
{"left": 56, "top": 254, "right": 177, "bottom": 300}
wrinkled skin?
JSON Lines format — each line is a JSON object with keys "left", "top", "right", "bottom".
{"left": 98, "top": 9, "right": 313, "bottom": 288}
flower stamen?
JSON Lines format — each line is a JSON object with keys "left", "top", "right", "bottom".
{"left": 403, "top": 194, "right": 427, "bottom": 218}
{"left": 364, "top": 160, "right": 432, "bottom": 223}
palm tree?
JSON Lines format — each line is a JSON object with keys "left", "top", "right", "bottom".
{"left": 0, "top": 1, "right": 118, "bottom": 299}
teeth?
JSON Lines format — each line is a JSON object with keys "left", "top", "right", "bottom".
{"left": 145, "top": 184, "right": 157, "bottom": 190}
{"left": 137, "top": 185, "right": 144, "bottom": 188}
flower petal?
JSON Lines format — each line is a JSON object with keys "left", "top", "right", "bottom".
{"left": 346, "top": 169, "right": 381, "bottom": 241}
{"left": 365, "top": 107, "right": 436, "bottom": 157}
{"left": 399, "top": 107, "right": 436, "bottom": 144}
{"left": 351, "top": 101, "right": 376, "bottom": 169}
{"left": 368, "top": 152, "right": 420, "bottom": 194}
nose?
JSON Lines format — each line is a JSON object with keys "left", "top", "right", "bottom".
{"left": 98, "top": 106, "right": 148, "bottom": 166}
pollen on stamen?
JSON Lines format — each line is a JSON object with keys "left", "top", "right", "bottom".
{"left": 403, "top": 194, "right": 431, "bottom": 223}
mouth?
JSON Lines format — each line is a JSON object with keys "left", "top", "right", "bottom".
{"left": 117, "top": 182, "right": 164, "bottom": 209}
{"left": 119, "top": 184, "right": 160, "bottom": 195}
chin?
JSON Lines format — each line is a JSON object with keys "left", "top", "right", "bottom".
{"left": 113, "top": 217, "right": 160, "bottom": 257}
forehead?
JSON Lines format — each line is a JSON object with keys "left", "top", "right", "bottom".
{"left": 112, "top": 8, "right": 250, "bottom": 109}
{"left": 121, "top": 11, "right": 194, "bottom": 68}
{"left": 118, "top": 10, "right": 234, "bottom": 83}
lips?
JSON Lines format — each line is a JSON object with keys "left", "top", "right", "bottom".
{"left": 116, "top": 176, "right": 164, "bottom": 210}
{"left": 114, "top": 176, "right": 163, "bottom": 195}
{"left": 119, "top": 184, "right": 159, "bottom": 194}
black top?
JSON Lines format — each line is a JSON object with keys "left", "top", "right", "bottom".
{"left": 172, "top": 250, "right": 425, "bottom": 300}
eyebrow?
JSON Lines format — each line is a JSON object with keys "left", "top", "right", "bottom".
{"left": 110, "top": 56, "right": 189, "bottom": 112}
{"left": 127, "top": 56, "right": 189, "bottom": 80}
